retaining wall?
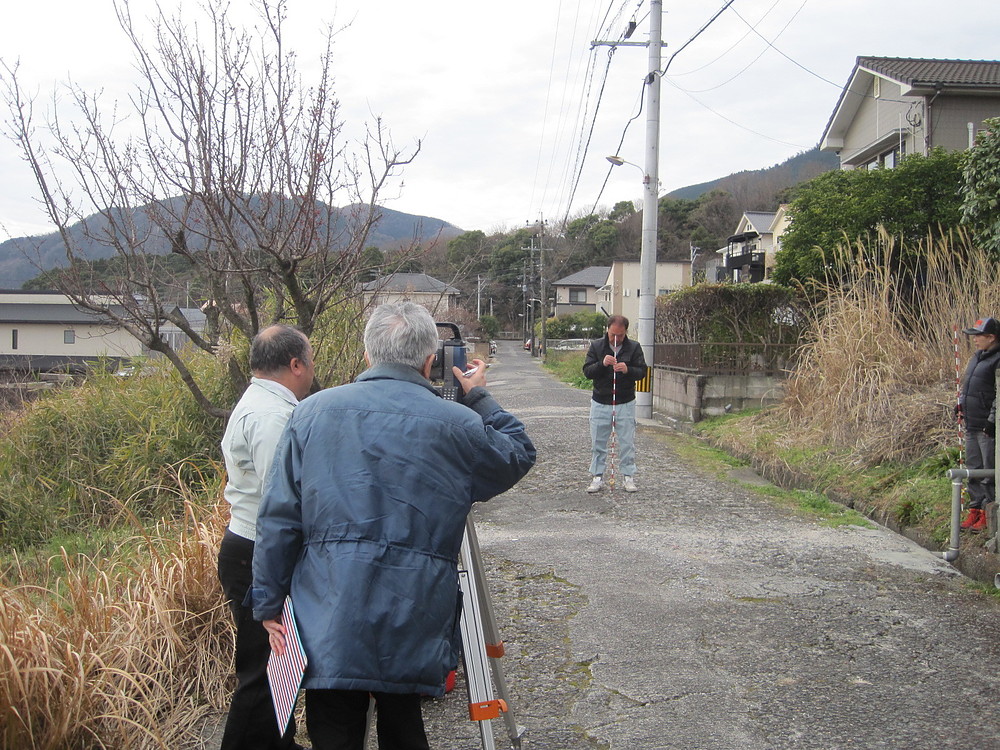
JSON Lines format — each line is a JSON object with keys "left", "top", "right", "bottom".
{"left": 652, "top": 366, "right": 787, "bottom": 422}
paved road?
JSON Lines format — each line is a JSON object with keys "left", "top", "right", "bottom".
{"left": 419, "top": 341, "right": 1000, "bottom": 749}
{"left": 198, "top": 340, "right": 1000, "bottom": 749}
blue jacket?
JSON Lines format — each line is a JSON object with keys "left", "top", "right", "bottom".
{"left": 250, "top": 364, "right": 535, "bottom": 696}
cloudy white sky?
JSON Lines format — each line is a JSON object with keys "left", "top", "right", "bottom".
{"left": 1, "top": 0, "right": 998, "bottom": 241}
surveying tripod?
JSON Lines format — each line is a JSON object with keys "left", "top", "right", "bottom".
{"left": 363, "top": 516, "right": 524, "bottom": 749}
{"left": 457, "top": 515, "right": 525, "bottom": 749}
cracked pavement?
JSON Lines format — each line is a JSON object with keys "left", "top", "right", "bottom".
{"left": 418, "top": 341, "right": 1000, "bottom": 750}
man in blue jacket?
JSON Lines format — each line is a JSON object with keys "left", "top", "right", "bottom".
{"left": 251, "top": 302, "right": 536, "bottom": 750}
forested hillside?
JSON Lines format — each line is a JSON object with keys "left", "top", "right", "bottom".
{"left": 1, "top": 201, "right": 462, "bottom": 290}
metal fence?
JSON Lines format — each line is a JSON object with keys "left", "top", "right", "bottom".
{"left": 651, "top": 342, "right": 797, "bottom": 376}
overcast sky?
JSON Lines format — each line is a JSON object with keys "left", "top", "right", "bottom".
{"left": 1, "top": 0, "right": 998, "bottom": 241}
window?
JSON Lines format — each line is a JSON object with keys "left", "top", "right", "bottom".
{"left": 569, "top": 287, "right": 587, "bottom": 303}
{"left": 11, "top": 329, "right": 17, "bottom": 350}
{"left": 64, "top": 329, "right": 76, "bottom": 345}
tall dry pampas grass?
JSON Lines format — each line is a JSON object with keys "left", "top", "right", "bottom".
{"left": 756, "top": 231, "right": 1000, "bottom": 466}
{"left": 0, "top": 490, "right": 232, "bottom": 749}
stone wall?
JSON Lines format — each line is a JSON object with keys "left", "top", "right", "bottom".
{"left": 651, "top": 366, "right": 786, "bottom": 422}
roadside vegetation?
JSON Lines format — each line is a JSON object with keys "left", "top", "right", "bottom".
{"left": 697, "top": 233, "right": 997, "bottom": 547}
{"left": 0, "top": 356, "right": 233, "bottom": 748}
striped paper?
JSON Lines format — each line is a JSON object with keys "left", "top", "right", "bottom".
{"left": 267, "top": 596, "right": 308, "bottom": 734}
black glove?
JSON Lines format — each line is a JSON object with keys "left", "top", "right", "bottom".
{"left": 986, "top": 422, "right": 996, "bottom": 438}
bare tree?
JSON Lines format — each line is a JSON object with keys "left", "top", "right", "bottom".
{"left": 0, "top": 0, "right": 419, "bottom": 417}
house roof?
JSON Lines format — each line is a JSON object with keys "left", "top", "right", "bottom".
{"left": 742, "top": 212, "right": 778, "bottom": 234}
{"left": 0, "top": 302, "right": 126, "bottom": 325}
{"left": 360, "top": 273, "right": 460, "bottom": 295}
{"left": 821, "top": 57, "right": 1000, "bottom": 151}
{"left": 859, "top": 57, "right": 1000, "bottom": 91}
{"left": 552, "top": 266, "right": 612, "bottom": 287}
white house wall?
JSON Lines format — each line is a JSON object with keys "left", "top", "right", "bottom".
{"left": 0, "top": 322, "right": 141, "bottom": 358}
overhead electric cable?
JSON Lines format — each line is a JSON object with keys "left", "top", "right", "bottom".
{"left": 661, "top": 0, "right": 737, "bottom": 76}
{"left": 664, "top": 77, "right": 810, "bottom": 147}
{"left": 678, "top": 0, "right": 804, "bottom": 93}
{"left": 585, "top": 0, "right": 737, "bottom": 214}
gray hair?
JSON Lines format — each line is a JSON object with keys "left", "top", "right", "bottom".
{"left": 364, "top": 302, "right": 439, "bottom": 369}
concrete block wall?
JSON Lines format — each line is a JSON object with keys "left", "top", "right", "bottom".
{"left": 651, "top": 367, "right": 786, "bottom": 422}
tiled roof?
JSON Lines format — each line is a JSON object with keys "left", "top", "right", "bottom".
{"left": 360, "top": 273, "right": 460, "bottom": 294}
{"left": 553, "top": 266, "right": 611, "bottom": 287}
{"left": 0, "top": 303, "right": 124, "bottom": 324}
{"left": 858, "top": 57, "right": 1000, "bottom": 89}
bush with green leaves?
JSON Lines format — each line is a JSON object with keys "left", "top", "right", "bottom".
{"left": 545, "top": 311, "right": 607, "bottom": 340}
{"left": 773, "top": 149, "right": 966, "bottom": 290}
{"left": 962, "top": 116, "right": 1000, "bottom": 258}
{"left": 0, "top": 354, "right": 233, "bottom": 552}
{"left": 655, "top": 282, "right": 804, "bottom": 344}
{"left": 478, "top": 315, "right": 500, "bottom": 339}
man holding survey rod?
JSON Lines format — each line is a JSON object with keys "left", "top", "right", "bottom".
{"left": 251, "top": 302, "right": 535, "bottom": 749}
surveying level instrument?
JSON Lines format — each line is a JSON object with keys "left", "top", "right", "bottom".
{"left": 431, "top": 322, "right": 468, "bottom": 401}
{"left": 457, "top": 516, "right": 525, "bottom": 750}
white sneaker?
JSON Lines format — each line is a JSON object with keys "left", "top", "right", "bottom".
{"left": 587, "top": 476, "right": 603, "bottom": 493}
{"left": 623, "top": 476, "right": 638, "bottom": 492}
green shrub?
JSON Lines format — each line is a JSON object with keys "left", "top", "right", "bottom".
{"left": 0, "top": 354, "right": 233, "bottom": 551}
{"left": 655, "top": 282, "right": 804, "bottom": 344}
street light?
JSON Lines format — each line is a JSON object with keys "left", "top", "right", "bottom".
{"left": 605, "top": 155, "right": 650, "bottom": 185}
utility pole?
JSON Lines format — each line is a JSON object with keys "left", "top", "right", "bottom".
{"left": 538, "top": 216, "right": 548, "bottom": 358}
{"left": 593, "top": 1, "right": 661, "bottom": 420}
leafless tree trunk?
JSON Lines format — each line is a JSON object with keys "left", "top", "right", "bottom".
{"left": 0, "top": 0, "right": 420, "bottom": 417}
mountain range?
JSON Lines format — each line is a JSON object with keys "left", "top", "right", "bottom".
{"left": 0, "top": 147, "right": 838, "bottom": 289}
{"left": 0, "top": 203, "right": 464, "bottom": 290}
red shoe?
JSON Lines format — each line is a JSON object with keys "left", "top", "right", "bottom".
{"left": 961, "top": 508, "right": 983, "bottom": 530}
{"left": 444, "top": 669, "right": 457, "bottom": 693}
{"left": 971, "top": 509, "right": 989, "bottom": 531}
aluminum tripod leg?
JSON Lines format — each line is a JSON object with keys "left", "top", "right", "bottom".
{"left": 458, "top": 517, "right": 525, "bottom": 750}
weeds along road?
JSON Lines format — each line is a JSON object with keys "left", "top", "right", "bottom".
{"left": 418, "top": 340, "right": 1000, "bottom": 750}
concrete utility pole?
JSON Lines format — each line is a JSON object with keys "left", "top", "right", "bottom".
{"left": 594, "top": 1, "right": 661, "bottom": 419}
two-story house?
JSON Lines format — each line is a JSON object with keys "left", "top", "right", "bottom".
{"left": 821, "top": 57, "right": 1000, "bottom": 169}
{"left": 722, "top": 211, "right": 778, "bottom": 283}
{"left": 596, "top": 260, "right": 690, "bottom": 322}
{"left": 551, "top": 266, "right": 611, "bottom": 317}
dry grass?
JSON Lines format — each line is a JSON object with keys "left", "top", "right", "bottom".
{"left": 0, "top": 489, "right": 232, "bottom": 750}
{"left": 747, "top": 231, "right": 1000, "bottom": 467}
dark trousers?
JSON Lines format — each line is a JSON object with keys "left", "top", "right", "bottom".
{"left": 305, "top": 689, "right": 429, "bottom": 750}
{"left": 966, "top": 429, "right": 996, "bottom": 509}
{"left": 217, "top": 529, "right": 297, "bottom": 750}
